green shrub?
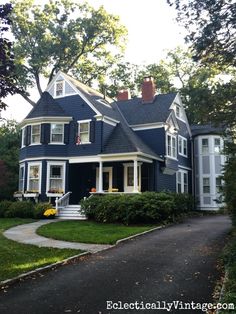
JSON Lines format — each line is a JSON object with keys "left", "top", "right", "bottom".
{"left": 0, "top": 200, "right": 14, "bottom": 217}
{"left": 81, "top": 192, "right": 194, "bottom": 225}
{"left": 5, "top": 201, "right": 35, "bottom": 218}
{"left": 34, "top": 202, "right": 53, "bottom": 219}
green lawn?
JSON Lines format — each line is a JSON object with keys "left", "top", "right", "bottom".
{"left": 0, "top": 219, "right": 82, "bottom": 282}
{"left": 37, "top": 220, "right": 157, "bottom": 244}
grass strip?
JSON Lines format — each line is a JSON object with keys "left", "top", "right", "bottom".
{"left": 37, "top": 220, "right": 158, "bottom": 245}
{"left": 0, "top": 218, "right": 82, "bottom": 282}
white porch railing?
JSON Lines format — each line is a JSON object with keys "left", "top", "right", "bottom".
{"left": 55, "top": 191, "right": 72, "bottom": 211}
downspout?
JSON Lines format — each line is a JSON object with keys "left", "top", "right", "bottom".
{"left": 191, "top": 136, "right": 196, "bottom": 209}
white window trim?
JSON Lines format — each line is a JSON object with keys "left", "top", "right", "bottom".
{"left": 176, "top": 169, "right": 188, "bottom": 193}
{"left": 21, "top": 127, "right": 26, "bottom": 148}
{"left": 201, "top": 138, "right": 209, "bottom": 154}
{"left": 19, "top": 164, "right": 25, "bottom": 192}
{"left": 202, "top": 176, "right": 211, "bottom": 194}
{"left": 31, "top": 124, "right": 41, "bottom": 145}
{"left": 27, "top": 162, "right": 42, "bottom": 193}
{"left": 96, "top": 167, "right": 113, "bottom": 191}
{"left": 77, "top": 119, "right": 91, "bottom": 145}
{"left": 54, "top": 80, "right": 65, "bottom": 98}
{"left": 123, "top": 163, "right": 142, "bottom": 192}
{"left": 50, "top": 123, "right": 65, "bottom": 144}
{"left": 46, "top": 161, "right": 66, "bottom": 196}
{"left": 178, "top": 135, "right": 188, "bottom": 157}
{"left": 166, "top": 133, "right": 177, "bottom": 160}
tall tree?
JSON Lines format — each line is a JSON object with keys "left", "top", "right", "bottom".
{"left": 0, "top": 3, "right": 19, "bottom": 111}
{"left": 0, "top": 119, "right": 20, "bottom": 200}
{"left": 167, "top": 0, "right": 236, "bottom": 67}
{"left": 10, "top": 0, "right": 127, "bottom": 106}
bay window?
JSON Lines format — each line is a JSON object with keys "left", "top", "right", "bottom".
{"left": 51, "top": 123, "right": 64, "bottom": 143}
{"left": 47, "top": 162, "right": 65, "bottom": 194}
{"left": 27, "top": 163, "right": 41, "bottom": 192}
{"left": 31, "top": 124, "right": 41, "bottom": 144}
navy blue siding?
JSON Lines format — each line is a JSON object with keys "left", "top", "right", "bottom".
{"left": 177, "top": 119, "right": 192, "bottom": 169}
{"left": 135, "top": 128, "right": 166, "bottom": 156}
{"left": 102, "top": 122, "right": 115, "bottom": 148}
{"left": 156, "top": 161, "right": 176, "bottom": 192}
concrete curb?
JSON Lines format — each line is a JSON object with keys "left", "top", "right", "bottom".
{"left": 116, "top": 225, "right": 164, "bottom": 245}
{"left": 0, "top": 223, "right": 166, "bottom": 288}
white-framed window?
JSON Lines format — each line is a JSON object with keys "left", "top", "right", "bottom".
{"left": 19, "top": 164, "right": 25, "bottom": 192}
{"left": 178, "top": 136, "right": 187, "bottom": 157}
{"left": 55, "top": 80, "right": 64, "bottom": 97}
{"left": 203, "top": 177, "right": 210, "bottom": 194}
{"left": 31, "top": 124, "right": 41, "bottom": 144}
{"left": 50, "top": 123, "right": 64, "bottom": 143}
{"left": 214, "top": 138, "right": 221, "bottom": 154}
{"left": 123, "top": 163, "right": 142, "bottom": 192}
{"left": 77, "top": 120, "right": 91, "bottom": 144}
{"left": 46, "top": 162, "right": 65, "bottom": 194}
{"left": 216, "top": 177, "right": 222, "bottom": 193}
{"left": 21, "top": 127, "right": 26, "bottom": 148}
{"left": 167, "top": 134, "right": 177, "bottom": 159}
{"left": 27, "top": 162, "right": 42, "bottom": 193}
{"left": 201, "top": 138, "right": 209, "bottom": 154}
{"left": 176, "top": 170, "right": 188, "bottom": 193}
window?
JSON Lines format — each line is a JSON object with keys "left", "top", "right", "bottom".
{"left": 47, "top": 163, "right": 65, "bottom": 194}
{"left": 55, "top": 80, "right": 64, "bottom": 97}
{"left": 78, "top": 120, "right": 90, "bottom": 144}
{"left": 176, "top": 105, "right": 180, "bottom": 118}
{"left": 19, "top": 165, "right": 25, "bottom": 192}
{"left": 178, "top": 136, "right": 187, "bottom": 157}
{"left": 28, "top": 163, "right": 41, "bottom": 192}
{"left": 203, "top": 177, "right": 210, "bottom": 194}
{"left": 201, "top": 138, "right": 209, "bottom": 154}
{"left": 21, "top": 127, "right": 26, "bottom": 147}
{"left": 214, "top": 138, "right": 221, "bottom": 154}
{"left": 31, "top": 124, "right": 41, "bottom": 144}
{"left": 216, "top": 177, "right": 222, "bottom": 193}
{"left": 176, "top": 170, "right": 188, "bottom": 193}
{"left": 51, "top": 124, "right": 64, "bottom": 143}
{"left": 167, "top": 134, "right": 177, "bottom": 158}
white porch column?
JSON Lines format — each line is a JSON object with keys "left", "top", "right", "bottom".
{"left": 98, "top": 161, "right": 103, "bottom": 192}
{"left": 133, "top": 159, "right": 138, "bottom": 192}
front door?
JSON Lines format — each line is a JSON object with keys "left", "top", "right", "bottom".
{"left": 96, "top": 167, "right": 113, "bottom": 192}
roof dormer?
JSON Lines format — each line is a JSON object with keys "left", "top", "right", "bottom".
{"left": 46, "top": 72, "right": 78, "bottom": 98}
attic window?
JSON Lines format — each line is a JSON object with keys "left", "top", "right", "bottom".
{"left": 97, "top": 99, "right": 111, "bottom": 107}
{"left": 176, "top": 105, "right": 180, "bottom": 118}
{"left": 55, "top": 80, "right": 64, "bottom": 97}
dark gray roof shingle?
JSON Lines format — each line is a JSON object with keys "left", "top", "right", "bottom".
{"left": 191, "top": 124, "right": 225, "bottom": 137}
{"left": 116, "top": 93, "right": 177, "bottom": 125}
{"left": 25, "top": 92, "right": 67, "bottom": 119}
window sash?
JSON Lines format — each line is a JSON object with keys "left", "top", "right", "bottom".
{"left": 203, "top": 177, "right": 210, "bottom": 193}
{"left": 177, "top": 170, "right": 188, "bottom": 193}
{"left": 31, "top": 125, "right": 40, "bottom": 143}
{"left": 51, "top": 124, "right": 64, "bottom": 143}
{"left": 55, "top": 81, "right": 63, "bottom": 97}
{"left": 167, "top": 134, "right": 177, "bottom": 158}
{"left": 78, "top": 121, "right": 90, "bottom": 144}
{"left": 28, "top": 165, "right": 40, "bottom": 191}
{"left": 202, "top": 138, "right": 209, "bottom": 154}
{"left": 214, "top": 138, "right": 221, "bottom": 153}
{"left": 19, "top": 166, "right": 24, "bottom": 191}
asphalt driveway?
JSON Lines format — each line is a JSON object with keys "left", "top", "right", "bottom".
{"left": 0, "top": 215, "right": 231, "bottom": 314}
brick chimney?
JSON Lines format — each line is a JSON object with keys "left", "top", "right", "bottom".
{"left": 142, "top": 76, "right": 155, "bottom": 103}
{"left": 117, "top": 89, "right": 131, "bottom": 101}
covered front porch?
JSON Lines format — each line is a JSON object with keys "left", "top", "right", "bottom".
{"left": 68, "top": 154, "right": 156, "bottom": 204}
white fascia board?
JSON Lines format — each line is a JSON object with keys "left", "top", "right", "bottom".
{"left": 178, "top": 165, "right": 192, "bottom": 171}
{"left": 94, "top": 115, "right": 120, "bottom": 126}
{"left": 131, "top": 122, "right": 165, "bottom": 131}
{"left": 46, "top": 71, "right": 101, "bottom": 116}
{"left": 19, "top": 157, "right": 69, "bottom": 163}
{"left": 99, "top": 152, "right": 162, "bottom": 162}
{"left": 172, "top": 93, "right": 192, "bottom": 137}
{"left": 20, "top": 116, "right": 73, "bottom": 128}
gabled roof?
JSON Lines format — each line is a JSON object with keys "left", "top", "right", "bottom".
{"left": 102, "top": 103, "right": 161, "bottom": 159}
{"left": 58, "top": 72, "right": 121, "bottom": 121}
{"left": 116, "top": 93, "right": 178, "bottom": 125}
{"left": 25, "top": 92, "right": 67, "bottom": 119}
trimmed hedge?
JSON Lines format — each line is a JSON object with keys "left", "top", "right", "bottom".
{"left": 80, "top": 192, "right": 195, "bottom": 225}
{"left": 0, "top": 201, "right": 53, "bottom": 219}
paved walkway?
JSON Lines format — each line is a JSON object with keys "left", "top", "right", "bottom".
{"left": 3, "top": 220, "right": 112, "bottom": 253}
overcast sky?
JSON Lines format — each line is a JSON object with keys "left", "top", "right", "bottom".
{"left": 1, "top": 0, "right": 186, "bottom": 122}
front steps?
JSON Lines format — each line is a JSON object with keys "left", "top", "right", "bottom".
{"left": 57, "top": 205, "right": 87, "bottom": 220}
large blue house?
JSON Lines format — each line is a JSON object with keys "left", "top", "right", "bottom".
{"left": 17, "top": 71, "right": 225, "bottom": 215}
